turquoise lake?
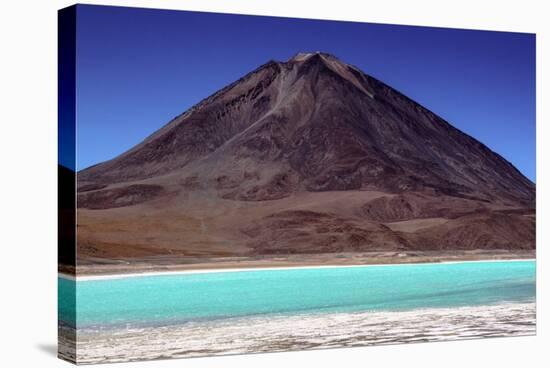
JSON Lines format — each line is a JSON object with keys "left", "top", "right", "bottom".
{"left": 59, "top": 260, "right": 535, "bottom": 329}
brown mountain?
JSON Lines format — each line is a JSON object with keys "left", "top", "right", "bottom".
{"left": 76, "top": 52, "right": 535, "bottom": 264}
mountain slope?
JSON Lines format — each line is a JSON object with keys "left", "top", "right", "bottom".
{"left": 76, "top": 52, "right": 535, "bottom": 262}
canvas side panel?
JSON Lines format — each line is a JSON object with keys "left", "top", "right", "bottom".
{"left": 58, "top": 5, "right": 77, "bottom": 365}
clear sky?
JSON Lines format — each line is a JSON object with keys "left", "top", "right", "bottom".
{"left": 73, "top": 4, "right": 536, "bottom": 181}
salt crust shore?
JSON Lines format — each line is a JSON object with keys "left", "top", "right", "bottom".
{"left": 60, "top": 258, "right": 535, "bottom": 281}
{"left": 62, "top": 301, "right": 535, "bottom": 364}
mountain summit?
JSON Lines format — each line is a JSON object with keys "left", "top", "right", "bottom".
{"left": 77, "top": 53, "right": 535, "bottom": 261}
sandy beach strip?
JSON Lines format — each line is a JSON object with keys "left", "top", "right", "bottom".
{"left": 60, "top": 257, "right": 535, "bottom": 281}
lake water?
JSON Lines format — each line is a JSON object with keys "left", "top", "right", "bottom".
{"left": 59, "top": 260, "right": 535, "bottom": 329}
{"left": 58, "top": 260, "right": 536, "bottom": 363}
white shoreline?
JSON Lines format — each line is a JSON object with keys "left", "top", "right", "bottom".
{"left": 65, "top": 301, "right": 536, "bottom": 364}
{"left": 59, "top": 258, "right": 536, "bottom": 281}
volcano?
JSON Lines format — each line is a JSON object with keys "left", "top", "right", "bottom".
{"left": 76, "top": 52, "right": 535, "bottom": 265}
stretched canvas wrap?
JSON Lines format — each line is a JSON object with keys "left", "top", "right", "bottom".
{"left": 58, "top": 4, "right": 536, "bottom": 364}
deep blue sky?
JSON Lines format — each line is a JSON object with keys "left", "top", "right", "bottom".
{"left": 75, "top": 5, "right": 536, "bottom": 181}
